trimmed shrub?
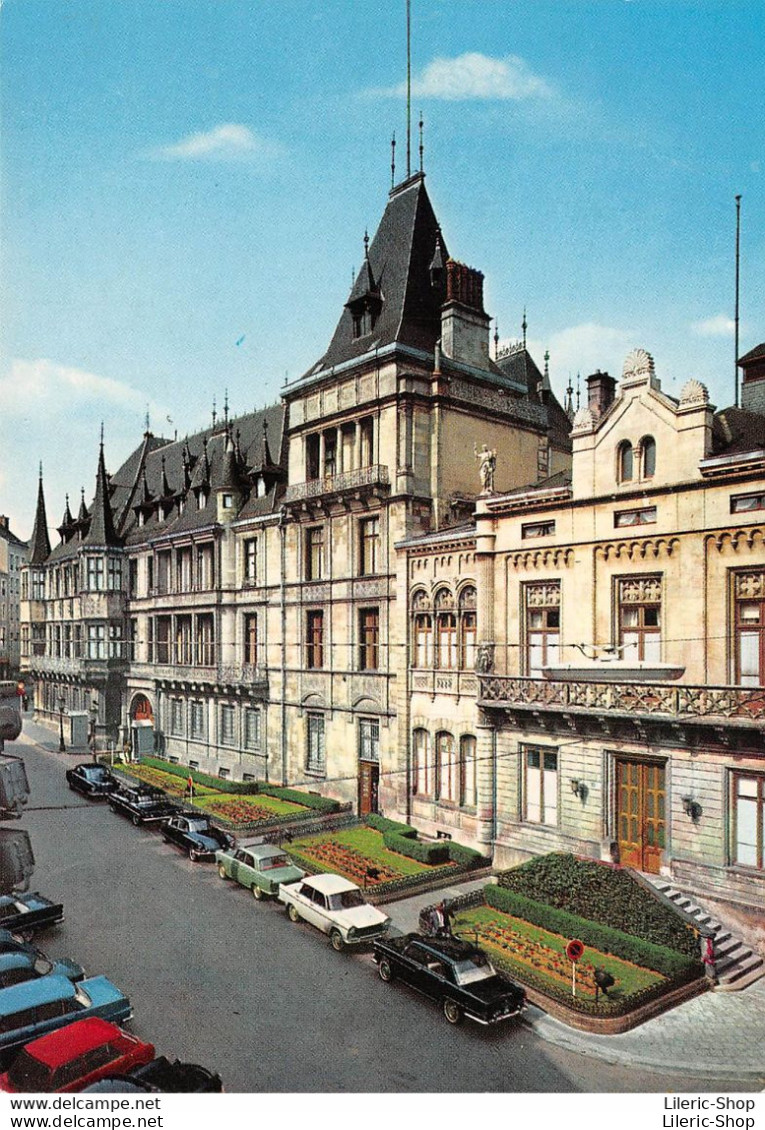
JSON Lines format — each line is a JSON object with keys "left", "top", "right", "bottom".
{"left": 365, "top": 813, "right": 417, "bottom": 838}
{"left": 485, "top": 885, "right": 699, "bottom": 978}
{"left": 498, "top": 853, "right": 699, "bottom": 958}
{"left": 138, "top": 758, "right": 254, "bottom": 794}
{"left": 448, "top": 841, "right": 489, "bottom": 868}
{"left": 383, "top": 831, "right": 450, "bottom": 865}
{"left": 258, "top": 785, "right": 340, "bottom": 814}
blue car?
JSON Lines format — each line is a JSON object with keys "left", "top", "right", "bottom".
{"left": 0, "top": 974, "right": 131, "bottom": 1056}
{"left": 161, "top": 813, "right": 235, "bottom": 862}
{"left": 0, "top": 894, "right": 63, "bottom": 940}
{"left": 0, "top": 951, "right": 84, "bottom": 989}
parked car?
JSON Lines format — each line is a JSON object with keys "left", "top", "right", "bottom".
{"left": 216, "top": 842, "right": 304, "bottom": 899}
{"left": 0, "top": 951, "right": 83, "bottom": 990}
{"left": 0, "top": 894, "right": 63, "bottom": 940}
{"left": 108, "top": 784, "right": 178, "bottom": 826}
{"left": 0, "top": 1018, "right": 154, "bottom": 1092}
{"left": 372, "top": 933, "right": 527, "bottom": 1026}
{"left": 83, "top": 1057, "right": 223, "bottom": 1093}
{"left": 278, "top": 874, "right": 390, "bottom": 951}
{"left": 161, "top": 813, "right": 235, "bottom": 862}
{"left": 65, "top": 763, "right": 119, "bottom": 799}
{"left": 0, "top": 974, "right": 132, "bottom": 1057}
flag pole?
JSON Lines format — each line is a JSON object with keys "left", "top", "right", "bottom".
{"left": 735, "top": 194, "right": 742, "bottom": 407}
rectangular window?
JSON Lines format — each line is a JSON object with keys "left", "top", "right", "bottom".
{"left": 323, "top": 431, "right": 337, "bottom": 478}
{"left": 128, "top": 559, "right": 138, "bottom": 598}
{"left": 196, "top": 544, "right": 215, "bottom": 590}
{"left": 175, "top": 616, "right": 193, "bottom": 665}
{"left": 86, "top": 557, "right": 104, "bottom": 591}
{"left": 107, "top": 558, "right": 122, "bottom": 591}
{"left": 359, "top": 517, "right": 380, "bottom": 576}
{"left": 128, "top": 619, "right": 138, "bottom": 662}
{"left": 460, "top": 609, "right": 477, "bottom": 671}
{"left": 156, "top": 551, "right": 172, "bottom": 595}
{"left": 618, "top": 577, "right": 661, "bottom": 663}
{"left": 733, "top": 773, "right": 764, "bottom": 870}
{"left": 436, "top": 612, "right": 457, "bottom": 670}
{"left": 243, "top": 539, "right": 257, "bottom": 585}
{"left": 524, "top": 583, "right": 561, "bottom": 676}
{"left": 412, "top": 729, "right": 432, "bottom": 796}
{"left": 220, "top": 704, "right": 236, "bottom": 747}
{"left": 170, "top": 699, "right": 184, "bottom": 737}
{"left": 87, "top": 624, "right": 106, "bottom": 660}
{"left": 306, "top": 434, "right": 320, "bottom": 481}
{"left": 525, "top": 747, "right": 558, "bottom": 826}
{"left": 146, "top": 556, "right": 154, "bottom": 594}
{"left": 176, "top": 548, "right": 192, "bottom": 592}
{"left": 244, "top": 613, "right": 258, "bottom": 666}
{"left": 358, "top": 718, "right": 380, "bottom": 763}
{"left": 413, "top": 614, "right": 432, "bottom": 668}
{"left": 306, "top": 713, "right": 325, "bottom": 775}
{"left": 522, "top": 520, "right": 556, "bottom": 539}
{"left": 196, "top": 614, "right": 215, "bottom": 666}
{"left": 731, "top": 491, "right": 765, "bottom": 514}
{"left": 436, "top": 732, "right": 457, "bottom": 804}
{"left": 155, "top": 617, "right": 171, "bottom": 664}
{"left": 190, "top": 702, "right": 205, "bottom": 740}
{"left": 358, "top": 607, "right": 379, "bottom": 671}
{"left": 614, "top": 506, "right": 657, "bottom": 528}
{"left": 460, "top": 735, "right": 477, "bottom": 809}
{"left": 734, "top": 573, "right": 765, "bottom": 687}
{"left": 108, "top": 624, "right": 123, "bottom": 659}
{"left": 305, "top": 527, "right": 324, "bottom": 582}
{"left": 306, "top": 610, "right": 324, "bottom": 669}
{"left": 244, "top": 708, "right": 261, "bottom": 750}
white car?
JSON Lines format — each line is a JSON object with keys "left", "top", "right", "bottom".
{"left": 278, "top": 873, "right": 390, "bottom": 952}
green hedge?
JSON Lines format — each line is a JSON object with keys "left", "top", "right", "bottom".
{"left": 485, "top": 885, "right": 699, "bottom": 978}
{"left": 448, "top": 841, "right": 488, "bottom": 868}
{"left": 258, "top": 785, "right": 340, "bottom": 814}
{"left": 382, "top": 831, "right": 451, "bottom": 865}
{"left": 498, "top": 854, "right": 699, "bottom": 958}
{"left": 365, "top": 813, "right": 417, "bottom": 838}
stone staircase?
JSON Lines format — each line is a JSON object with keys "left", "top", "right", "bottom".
{"left": 647, "top": 877, "right": 764, "bottom": 992}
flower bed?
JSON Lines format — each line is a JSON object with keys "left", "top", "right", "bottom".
{"left": 287, "top": 825, "right": 462, "bottom": 892}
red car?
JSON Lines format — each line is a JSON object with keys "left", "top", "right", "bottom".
{"left": 0, "top": 1018, "right": 154, "bottom": 1093}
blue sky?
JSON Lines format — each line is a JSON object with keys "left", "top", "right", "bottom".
{"left": 2, "top": 0, "right": 763, "bottom": 539}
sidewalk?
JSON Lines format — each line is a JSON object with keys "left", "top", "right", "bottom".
{"left": 385, "top": 881, "right": 765, "bottom": 1081}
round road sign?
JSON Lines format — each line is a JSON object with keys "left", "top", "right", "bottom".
{"left": 566, "top": 939, "right": 584, "bottom": 963}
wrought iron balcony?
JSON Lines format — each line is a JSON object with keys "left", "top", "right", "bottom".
{"left": 478, "top": 674, "right": 765, "bottom": 727}
{"left": 284, "top": 464, "right": 390, "bottom": 502}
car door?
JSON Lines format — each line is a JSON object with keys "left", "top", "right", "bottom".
{"left": 401, "top": 942, "right": 437, "bottom": 996}
{"left": 296, "top": 884, "right": 322, "bottom": 928}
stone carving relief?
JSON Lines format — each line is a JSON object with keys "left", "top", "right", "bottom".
{"left": 735, "top": 571, "right": 765, "bottom": 600}
{"left": 475, "top": 444, "right": 497, "bottom": 494}
{"left": 619, "top": 576, "right": 662, "bottom": 604}
{"left": 622, "top": 348, "right": 656, "bottom": 383}
{"left": 679, "top": 379, "right": 709, "bottom": 407}
{"left": 525, "top": 582, "right": 561, "bottom": 608}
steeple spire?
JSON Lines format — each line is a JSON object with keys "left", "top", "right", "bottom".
{"left": 29, "top": 465, "right": 51, "bottom": 565}
{"left": 84, "top": 435, "right": 118, "bottom": 546}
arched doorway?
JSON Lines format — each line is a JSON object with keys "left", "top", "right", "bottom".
{"left": 129, "top": 694, "right": 155, "bottom": 758}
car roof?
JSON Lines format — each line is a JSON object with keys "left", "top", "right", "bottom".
{"left": 24, "top": 1018, "right": 122, "bottom": 1068}
{"left": 405, "top": 934, "right": 482, "bottom": 961}
{"left": 0, "top": 975, "right": 75, "bottom": 1016}
{"left": 302, "top": 873, "right": 358, "bottom": 895}
{"left": 249, "top": 844, "right": 285, "bottom": 859}
{"left": 0, "top": 952, "right": 33, "bottom": 972}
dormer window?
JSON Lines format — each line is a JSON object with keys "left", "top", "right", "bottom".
{"left": 198, "top": 490, "right": 207, "bottom": 509}
{"left": 350, "top": 299, "right": 380, "bottom": 340}
{"left": 618, "top": 441, "right": 634, "bottom": 483}
{"left": 222, "top": 493, "right": 234, "bottom": 510}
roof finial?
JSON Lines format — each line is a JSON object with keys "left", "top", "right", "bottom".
{"left": 364, "top": 229, "right": 370, "bottom": 259}
{"left": 212, "top": 396, "right": 217, "bottom": 427}
{"left": 223, "top": 389, "right": 229, "bottom": 429}
{"left": 522, "top": 307, "right": 528, "bottom": 350}
{"left": 145, "top": 407, "right": 150, "bottom": 433}
{"left": 406, "top": 0, "right": 412, "bottom": 178}
{"left": 576, "top": 373, "right": 581, "bottom": 411}
{"left": 100, "top": 421, "right": 104, "bottom": 449}
{"left": 494, "top": 319, "right": 500, "bottom": 360}
{"left": 544, "top": 350, "right": 550, "bottom": 381}
{"left": 419, "top": 112, "right": 424, "bottom": 174}
{"left": 38, "top": 461, "right": 43, "bottom": 481}
{"left": 391, "top": 131, "right": 396, "bottom": 189}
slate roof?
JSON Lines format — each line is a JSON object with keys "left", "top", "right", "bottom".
{"left": 28, "top": 476, "right": 51, "bottom": 565}
{"left": 711, "top": 407, "right": 765, "bottom": 456}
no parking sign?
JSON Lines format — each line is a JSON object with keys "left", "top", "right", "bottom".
{"left": 566, "top": 939, "right": 585, "bottom": 996}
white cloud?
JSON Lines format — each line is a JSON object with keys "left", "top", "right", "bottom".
{"left": 0, "top": 359, "right": 166, "bottom": 419}
{"left": 525, "top": 323, "right": 636, "bottom": 384}
{"left": 147, "top": 123, "right": 281, "bottom": 162}
{"left": 372, "top": 52, "right": 554, "bottom": 101}
{"left": 691, "top": 314, "right": 735, "bottom": 338}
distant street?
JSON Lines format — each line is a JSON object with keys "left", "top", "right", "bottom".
{"left": 9, "top": 728, "right": 757, "bottom": 1094}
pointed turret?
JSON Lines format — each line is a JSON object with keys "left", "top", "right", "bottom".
{"left": 84, "top": 441, "right": 119, "bottom": 546}
{"left": 57, "top": 495, "right": 75, "bottom": 543}
{"left": 29, "top": 466, "right": 51, "bottom": 565}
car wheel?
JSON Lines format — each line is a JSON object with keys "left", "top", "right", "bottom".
{"left": 443, "top": 999, "right": 464, "bottom": 1026}
{"left": 330, "top": 929, "right": 345, "bottom": 953}
{"left": 252, "top": 884, "right": 264, "bottom": 901}
{"left": 67, "top": 781, "right": 77, "bottom": 791}
{"left": 131, "top": 814, "right": 141, "bottom": 827}
{"left": 189, "top": 848, "right": 201, "bottom": 863}
{"left": 287, "top": 903, "right": 301, "bottom": 923}
{"left": 218, "top": 864, "right": 228, "bottom": 880}
{"left": 378, "top": 959, "right": 393, "bottom": 983}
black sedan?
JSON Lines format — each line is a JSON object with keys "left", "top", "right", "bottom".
{"left": 161, "top": 813, "right": 235, "bottom": 862}
{"left": 372, "top": 933, "right": 526, "bottom": 1026}
{"left": 0, "top": 893, "right": 64, "bottom": 940}
{"left": 66, "top": 762, "right": 119, "bottom": 798}
{"left": 84, "top": 1057, "right": 223, "bottom": 1093}
{"left": 108, "top": 784, "right": 179, "bottom": 826}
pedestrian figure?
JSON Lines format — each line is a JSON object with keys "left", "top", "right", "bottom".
{"left": 702, "top": 936, "right": 717, "bottom": 983}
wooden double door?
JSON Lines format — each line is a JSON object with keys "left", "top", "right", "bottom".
{"left": 617, "top": 759, "right": 666, "bottom": 874}
{"left": 358, "top": 761, "right": 380, "bottom": 817}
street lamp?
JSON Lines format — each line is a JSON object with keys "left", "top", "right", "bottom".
{"left": 58, "top": 696, "right": 66, "bottom": 753}
{"left": 89, "top": 697, "right": 99, "bottom": 756}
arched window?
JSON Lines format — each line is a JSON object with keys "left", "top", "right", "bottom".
{"left": 459, "top": 735, "right": 477, "bottom": 808}
{"left": 412, "top": 728, "right": 432, "bottom": 796}
{"left": 434, "top": 589, "right": 457, "bottom": 669}
{"left": 618, "top": 441, "right": 633, "bottom": 483}
{"left": 435, "top": 731, "right": 457, "bottom": 803}
{"left": 459, "top": 586, "right": 477, "bottom": 670}
{"left": 411, "top": 590, "right": 432, "bottom": 668}
{"left": 642, "top": 436, "right": 656, "bottom": 479}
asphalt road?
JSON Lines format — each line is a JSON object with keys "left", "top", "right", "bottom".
{"left": 8, "top": 730, "right": 757, "bottom": 1094}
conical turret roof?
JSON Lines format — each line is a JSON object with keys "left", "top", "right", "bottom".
{"left": 29, "top": 469, "right": 51, "bottom": 565}
{"left": 84, "top": 443, "right": 119, "bottom": 546}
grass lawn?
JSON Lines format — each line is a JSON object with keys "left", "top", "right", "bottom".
{"left": 289, "top": 826, "right": 456, "bottom": 887}
{"left": 455, "top": 905, "right": 664, "bottom": 1001}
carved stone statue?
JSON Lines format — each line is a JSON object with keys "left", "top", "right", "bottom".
{"left": 475, "top": 444, "right": 497, "bottom": 494}
{"left": 475, "top": 643, "right": 494, "bottom": 674}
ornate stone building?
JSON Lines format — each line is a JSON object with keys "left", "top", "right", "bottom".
{"left": 400, "top": 345, "right": 765, "bottom": 913}
{"left": 20, "top": 170, "right": 570, "bottom": 813}
{"left": 0, "top": 515, "right": 28, "bottom": 679}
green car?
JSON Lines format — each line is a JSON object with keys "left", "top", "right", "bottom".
{"left": 215, "top": 842, "right": 305, "bottom": 900}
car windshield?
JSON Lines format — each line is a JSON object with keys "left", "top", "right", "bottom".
{"left": 261, "top": 855, "right": 289, "bottom": 870}
{"left": 327, "top": 890, "right": 364, "bottom": 910}
{"left": 452, "top": 954, "right": 497, "bottom": 986}
{"left": 186, "top": 820, "right": 209, "bottom": 833}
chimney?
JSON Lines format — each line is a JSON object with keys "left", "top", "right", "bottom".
{"left": 586, "top": 370, "right": 616, "bottom": 416}
{"left": 739, "top": 345, "right": 765, "bottom": 415}
{"left": 440, "top": 259, "right": 491, "bottom": 369}
{"left": 0, "top": 516, "right": 8, "bottom": 531}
